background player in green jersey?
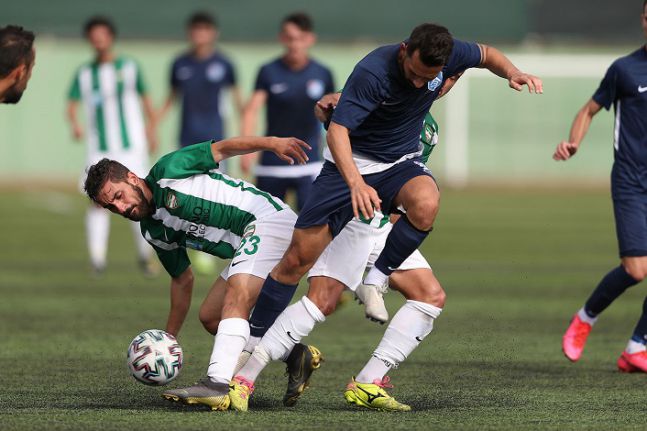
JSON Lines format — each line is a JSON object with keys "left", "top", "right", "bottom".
{"left": 0, "top": 25, "right": 35, "bottom": 104}
{"left": 84, "top": 135, "right": 309, "bottom": 411}
{"left": 67, "top": 16, "right": 158, "bottom": 276}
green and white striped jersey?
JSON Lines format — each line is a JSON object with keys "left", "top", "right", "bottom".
{"left": 68, "top": 56, "right": 148, "bottom": 157}
{"left": 140, "top": 141, "right": 289, "bottom": 277}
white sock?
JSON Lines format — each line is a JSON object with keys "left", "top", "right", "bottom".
{"left": 356, "top": 300, "right": 442, "bottom": 384}
{"left": 207, "top": 318, "right": 249, "bottom": 385}
{"left": 577, "top": 307, "right": 598, "bottom": 326}
{"left": 86, "top": 206, "right": 110, "bottom": 268}
{"left": 130, "top": 221, "right": 152, "bottom": 260}
{"left": 237, "top": 296, "right": 325, "bottom": 382}
{"left": 243, "top": 335, "right": 261, "bottom": 353}
{"left": 626, "top": 339, "right": 647, "bottom": 354}
{"left": 363, "top": 266, "right": 389, "bottom": 288}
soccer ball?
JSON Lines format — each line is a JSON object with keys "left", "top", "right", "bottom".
{"left": 126, "top": 329, "right": 183, "bottom": 386}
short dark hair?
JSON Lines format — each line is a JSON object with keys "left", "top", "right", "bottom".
{"left": 84, "top": 158, "right": 130, "bottom": 203}
{"left": 188, "top": 11, "right": 217, "bottom": 28}
{"left": 0, "top": 26, "right": 35, "bottom": 78}
{"left": 406, "top": 23, "right": 453, "bottom": 67}
{"left": 282, "top": 12, "right": 313, "bottom": 32}
{"left": 643, "top": 0, "right": 647, "bottom": 11}
{"left": 83, "top": 16, "right": 117, "bottom": 38}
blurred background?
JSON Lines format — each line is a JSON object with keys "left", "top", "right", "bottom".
{"left": 1, "top": 0, "right": 643, "bottom": 186}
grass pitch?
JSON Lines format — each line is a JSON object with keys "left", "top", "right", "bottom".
{"left": 2, "top": 187, "right": 647, "bottom": 430}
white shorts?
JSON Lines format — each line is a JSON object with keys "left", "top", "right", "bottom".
{"left": 308, "top": 219, "right": 431, "bottom": 291}
{"left": 220, "top": 209, "right": 297, "bottom": 281}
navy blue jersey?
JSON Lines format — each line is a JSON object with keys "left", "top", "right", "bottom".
{"left": 171, "top": 52, "right": 236, "bottom": 147}
{"left": 332, "top": 39, "right": 481, "bottom": 163}
{"left": 593, "top": 47, "right": 647, "bottom": 188}
{"left": 255, "top": 58, "right": 335, "bottom": 167}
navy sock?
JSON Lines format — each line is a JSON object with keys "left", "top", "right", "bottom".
{"left": 248, "top": 275, "right": 298, "bottom": 337}
{"left": 631, "top": 296, "right": 647, "bottom": 344}
{"left": 374, "top": 215, "right": 430, "bottom": 276}
{"left": 584, "top": 265, "right": 640, "bottom": 316}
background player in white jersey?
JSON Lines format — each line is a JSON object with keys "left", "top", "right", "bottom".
{"left": 84, "top": 135, "right": 310, "bottom": 411}
{"left": 67, "top": 16, "right": 158, "bottom": 275}
{"left": 228, "top": 93, "right": 450, "bottom": 412}
{"left": 0, "top": 25, "right": 36, "bottom": 104}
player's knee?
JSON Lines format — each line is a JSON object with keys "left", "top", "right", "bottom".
{"left": 199, "top": 311, "right": 219, "bottom": 335}
{"left": 307, "top": 289, "right": 338, "bottom": 316}
{"left": 407, "top": 199, "right": 439, "bottom": 231}
{"left": 623, "top": 263, "right": 647, "bottom": 282}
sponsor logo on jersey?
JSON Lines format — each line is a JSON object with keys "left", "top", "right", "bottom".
{"left": 270, "top": 83, "right": 288, "bottom": 94}
{"left": 165, "top": 192, "right": 179, "bottom": 209}
{"left": 207, "top": 62, "right": 225, "bottom": 82}
{"left": 427, "top": 71, "right": 443, "bottom": 92}
{"left": 306, "top": 79, "right": 325, "bottom": 99}
{"left": 638, "top": 85, "right": 647, "bottom": 93}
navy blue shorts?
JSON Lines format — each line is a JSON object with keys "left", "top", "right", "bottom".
{"left": 612, "top": 168, "right": 647, "bottom": 257}
{"left": 612, "top": 193, "right": 647, "bottom": 257}
{"left": 296, "top": 159, "right": 434, "bottom": 237}
{"left": 256, "top": 175, "right": 316, "bottom": 212}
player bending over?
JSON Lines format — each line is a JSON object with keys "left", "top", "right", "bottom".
{"left": 227, "top": 103, "right": 446, "bottom": 412}
{"left": 84, "top": 136, "right": 311, "bottom": 410}
{"left": 558, "top": 0, "right": 647, "bottom": 373}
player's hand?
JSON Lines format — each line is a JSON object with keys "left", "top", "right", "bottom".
{"left": 314, "top": 93, "right": 341, "bottom": 123}
{"left": 509, "top": 71, "right": 543, "bottom": 94}
{"left": 271, "top": 137, "right": 311, "bottom": 165}
{"left": 553, "top": 141, "right": 579, "bottom": 161}
{"left": 350, "top": 180, "right": 381, "bottom": 220}
{"left": 72, "top": 124, "right": 84, "bottom": 141}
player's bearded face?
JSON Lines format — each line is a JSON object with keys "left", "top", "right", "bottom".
{"left": 100, "top": 178, "right": 153, "bottom": 221}
{"left": 2, "top": 58, "right": 34, "bottom": 104}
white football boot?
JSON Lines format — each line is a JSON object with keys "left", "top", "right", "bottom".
{"left": 355, "top": 281, "right": 389, "bottom": 324}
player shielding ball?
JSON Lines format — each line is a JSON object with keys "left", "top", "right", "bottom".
{"left": 558, "top": 1, "right": 647, "bottom": 372}
{"left": 84, "top": 136, "right": 310, "bottom": 410}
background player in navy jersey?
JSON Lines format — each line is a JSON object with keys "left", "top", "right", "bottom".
{"left": 157, "top": 11, "right": 242, "bottom": 274}
{"left": 557, "top": 0, "right": 647, "bottom": 373}
{"left": 0, "top": 25, "right": 35, "bottom": 104}
{"left": 246, "top": 23, "right": 542, "bottom": 339}
{"left": 158, "top": 11, "right": 242, "bottom": 152}
{"left": 240, "top": 12, "right": 334, "bottom": 211}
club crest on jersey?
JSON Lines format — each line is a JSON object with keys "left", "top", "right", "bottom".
{"left": 165, "top": 192, "right": 179, "bottom": 210}
{"left": 243, "top": 224, "right": 256, "bottom": 238}
{"left": 427, "top": 71, "right": 443, "bottom": 92}
{"left": 306, "top": 79, "right": 325, "bottom": 99}
{"left": 207, "top": 63, "right": 225, "bottom": 82}
{"left": 423, "top": 124, "right": 434, "bottom": 144}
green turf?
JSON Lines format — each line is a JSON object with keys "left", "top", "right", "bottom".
{"left": 2, "top": 187, "right": 647, "bottom": 430}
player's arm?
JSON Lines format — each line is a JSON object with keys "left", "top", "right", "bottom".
{"left": 314, "top": 92, "right": 341, "bottom": 124}
{"left": 239, "top": 90, "right": 268, "bottom": 175}
{"left": 66, "top": 100, "right": 84, "bottom": 141}
{"left": 479, "top": 44, "right": 543, "bottom": 94}
{"left": 157, "top": 88, "right": 178, "bottom": 124}
{"left": 165, "top": 266, "right": 195, "bottom": 337}
{"left": 327, "top": 121, "right": 381, "bottom": 219}
{"left": 211, "top": 135, "right": 310, "bottom": 164}
{"left": 553, "top": 98, "right": 602, "bottom": 161}
{"left": 141, "top": 95, "right": 159, "bottom": 154}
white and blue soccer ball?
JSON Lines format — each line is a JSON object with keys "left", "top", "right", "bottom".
{"left": 127, "top": 329, "right": 183, "bottom": 386}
